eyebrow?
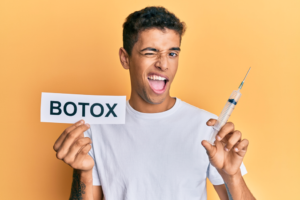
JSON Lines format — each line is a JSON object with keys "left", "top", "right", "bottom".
{"left": 140, "top": 47, "right": 181, "bottom": 52}
{"left": 169, "top": 47, "right": 181, "bottom": 51}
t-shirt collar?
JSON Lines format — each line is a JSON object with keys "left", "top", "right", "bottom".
{"left": 126, "top": 97, "right": 182, "bottom": 119}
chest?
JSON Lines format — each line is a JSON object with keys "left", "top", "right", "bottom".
{"left": 93, "top": 123, "right": 210, "bottom": 188}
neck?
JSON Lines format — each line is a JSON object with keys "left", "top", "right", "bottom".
{"left": 129, "top": 92, "right": 176, "bottom": 113}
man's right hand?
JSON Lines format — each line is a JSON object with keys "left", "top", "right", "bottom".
{"left": 53, "top": 120, "right": 94, "bottom": 172}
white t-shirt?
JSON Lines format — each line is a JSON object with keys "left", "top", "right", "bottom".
{"left": 84, "top": 97, "right": 247, "bottom": 200}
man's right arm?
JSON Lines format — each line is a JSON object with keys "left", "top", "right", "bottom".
{"left": 53, "top": 120, "right": 103, "bottom": 200}
{"left": 69, "top": 169, "right": 104, "bottom": 200}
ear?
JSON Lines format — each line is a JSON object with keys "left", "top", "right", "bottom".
{"left": 119, "top": 47, "right": 130, "bottom": 70}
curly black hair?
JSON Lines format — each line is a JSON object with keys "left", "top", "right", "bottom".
{"left": 122, "top": 6, "right": 186, "bottom": 56}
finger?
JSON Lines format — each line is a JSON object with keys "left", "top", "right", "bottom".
{"left": 63, "top": 137, "right": 92, "bottom": 165}
{"left": 206, "top": 119, "right": 217, "bottom": 126}
{"left": 233, "top": 139, "right": 249, "bottom": 157}
{"left": 222, "top": 132, "right": 233, "bottom": 143}
{"left": 201, "top": 140, "right": 217, "bottom": 158}
{"left": 53, "top": 120, "right": 85, "bottom": 151}
{"left": 224, "top": 130, "right": 242, "bottom": 151}
{"left": 216, "top": 122, "right": 235, "bottom": 141}
{"left": 72, "top": 144, "right": 92, "bottom": 169}
{"left": 56, "top": 123, "right": 90, "bottom": 160}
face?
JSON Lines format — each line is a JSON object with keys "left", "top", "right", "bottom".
{"left": 120, "top": 28, "right": 181, "bottom": 105}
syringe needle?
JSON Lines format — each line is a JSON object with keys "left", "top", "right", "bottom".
{"left": 208, "top": 67, "right": 251, "bottom": 145}
{"left": 238, "top": 67, "right": 251, "bottom": 90}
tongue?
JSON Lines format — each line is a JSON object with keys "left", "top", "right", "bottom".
{"left": 149, "top": 80, "right": 165, "bottom": 90}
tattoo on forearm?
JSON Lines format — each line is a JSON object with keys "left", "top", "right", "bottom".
{"left": 69, "top": 170, "right": 86, "bottom": 200}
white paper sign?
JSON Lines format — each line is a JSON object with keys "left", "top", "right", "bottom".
{"left": 41, "top": 92, "right": 126, "bottom": 124}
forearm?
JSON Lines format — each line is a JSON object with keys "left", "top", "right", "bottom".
{"left": 219, "top": 169, "right": 256, "bottom": 200}
{"left": 69, "top": 169, "right": 94, "bottom": 200}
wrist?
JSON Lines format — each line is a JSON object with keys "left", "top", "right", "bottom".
{"left": 218, "top": 168, "right": 243, "bottom": 186}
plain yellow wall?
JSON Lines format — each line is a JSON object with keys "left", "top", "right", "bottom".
{"left": 1, "top": 0, "right": 299, "bottom": 199}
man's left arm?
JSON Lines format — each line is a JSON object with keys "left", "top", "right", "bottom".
{"left": 213, "top": 184, "right": 229, "bottom": 200}
{"left": 222, "top": 170, "right": 255, "bottom": 200}
{"left": 214, "top": 173, "right": 255, "bottom": 200}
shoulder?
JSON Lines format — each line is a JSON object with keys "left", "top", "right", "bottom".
{"left": 178, "top": 98, "right": 218, "bottom": 121}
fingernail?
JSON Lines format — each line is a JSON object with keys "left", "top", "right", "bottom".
{"left": 234, "top": 148, "right": 239, "bottom": 152}
{"left": 85, "top": 123, "right": 90, "bottom": 127}
{"left": 217, "top": 136, "right": 221, "bottom": 141}
{"left": 224, "top": 147, "right": 229, "bottom": 152}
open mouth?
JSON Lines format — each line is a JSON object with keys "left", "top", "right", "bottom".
{"left": 147, "top": 74, "right": 169, "bottom": 94}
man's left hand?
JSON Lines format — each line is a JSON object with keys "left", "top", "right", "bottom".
{"left": 201, "top": 119, "right": 249, "bottom": 176}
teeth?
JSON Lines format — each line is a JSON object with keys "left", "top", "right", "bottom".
{"left": 148, "top": 75, "right": 166, "bottom": 81}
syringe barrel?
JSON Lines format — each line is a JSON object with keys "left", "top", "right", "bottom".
{"left": 208, "top": 90, "right": 242, "bottom": 145}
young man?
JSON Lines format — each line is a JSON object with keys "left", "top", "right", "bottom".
{"left": 53, "top": 6, "right": 255, "bottom": 200}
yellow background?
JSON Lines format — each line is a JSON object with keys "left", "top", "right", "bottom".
{"left": 1, "top": 0, "right": 299, "bottom": 199}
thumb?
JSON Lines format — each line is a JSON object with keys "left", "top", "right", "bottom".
{"left": 201, "top": 140, "right": 216, "bottom": 158}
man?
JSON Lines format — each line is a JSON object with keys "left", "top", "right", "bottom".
{"left": 54, "top": 6, "right": 255, "bottom": 200}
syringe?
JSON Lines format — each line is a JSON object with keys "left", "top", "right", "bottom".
{"left": 208, "top": 67, "right": 251, "bottom": 145}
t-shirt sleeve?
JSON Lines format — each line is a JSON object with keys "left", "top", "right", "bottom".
{"left": 207, "top": 162, "right": 247, "bottom": 185}
{"left": 84, "top": 128, "right": 101, "bottom": 186}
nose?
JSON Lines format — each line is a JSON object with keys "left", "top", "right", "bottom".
{"left": 154, "top": 53, "right": 168, "bottom": 71}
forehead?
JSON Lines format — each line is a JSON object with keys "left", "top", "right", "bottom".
{"left": 135, "top": 28, "right": 181, "bottom": 49}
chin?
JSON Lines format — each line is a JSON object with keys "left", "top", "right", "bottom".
{"left": 141, "top": 89, "right": 167, "bottom": 105}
